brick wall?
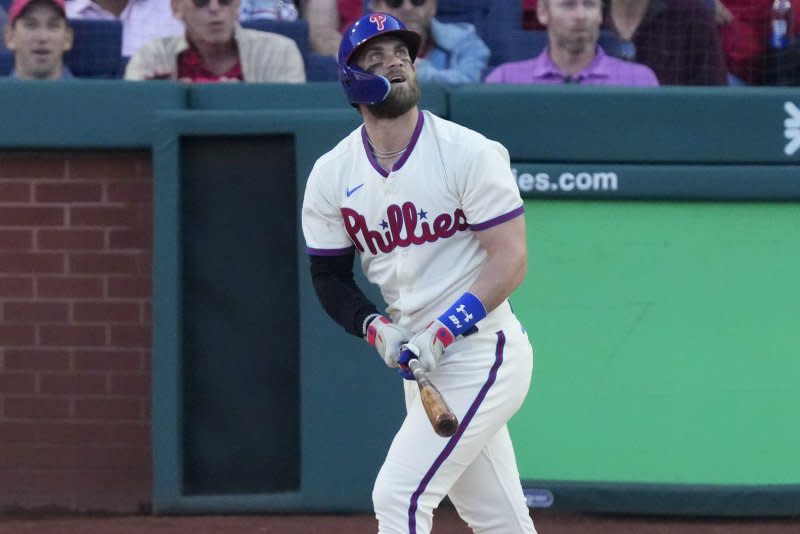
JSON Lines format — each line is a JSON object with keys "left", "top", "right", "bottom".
{"left": 0, "top": 151, "right": 153, "bottom": 513}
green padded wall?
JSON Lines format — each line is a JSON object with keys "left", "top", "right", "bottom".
{"left": 449, "top": 85, "right": 799, "bottom": 163}
{"left": 187, "top": 82, "right": 449, "bottom": 116}
{"left": 0, "top": 80, "right": 185, "bottom": 147}
{"left": 509, "top": 200, "right": 800, "bottom": 514}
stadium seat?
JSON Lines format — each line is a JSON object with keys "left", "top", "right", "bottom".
{"left": 434, "top": 0, "right": 522, "bottom": 68}
{"left": 0, "top": 19, "right": 123, "bottom": 78}
{"left": 0, "top": 50, "right": 12, "bottom": 77}
{"left": 305, "top": 53, "right": 338, "bottom": 82}
{"left": 65, "top": 19, "right": 124, "bottom": 78}
{"left": 597, "top": 31, "right": 626, "bottom": 60}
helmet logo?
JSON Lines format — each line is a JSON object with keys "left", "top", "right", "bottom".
{"left": 370, "top": 14, "right": 387, "bottom": 31}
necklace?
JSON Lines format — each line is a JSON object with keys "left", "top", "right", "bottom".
{"left": 366, "top": 134, "right": 409, "bottom": 159}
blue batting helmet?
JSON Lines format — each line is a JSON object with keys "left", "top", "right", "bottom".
{"left": 338, "top": 13, "right": 421, "bottom": 105}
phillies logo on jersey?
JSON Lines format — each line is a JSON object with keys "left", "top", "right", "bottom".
{"left": 369, "top": 14, "right": 387, "bottom": 30}
{"left": 342, "top": 201, "right": 468, "bottom": 254}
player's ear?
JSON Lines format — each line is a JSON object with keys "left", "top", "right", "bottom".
{"left": 172, "top": 0, "right": 185, "bottom": 21}
{"left": 537, "top": 0, "right": 549, "bottom": 26}
{"left": 4, "top": 23, "right": 17, "bottom": 51}
{"left": 62, "top": 26, "right": 74, "bottom": 53}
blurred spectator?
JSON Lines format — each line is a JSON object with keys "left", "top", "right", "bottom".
{"left": 66, "top": 0, "right": 184, "bottom": 57}
{"left": 302, "top": 0, "right": 360, "bottom": 57}
{"left": 486, "top": 0, "right": 658, "bottom": 86}
{"left": 368, "top": 0, "right": 489, "bottom": 84}
{"left": 124, "top": 0, "right": 305, "bottom": 82}
{"left": 239, "top": 0, "right": 298, "bottom": 20}
{"left": 4, "top": 0, "right": 74, "bottom": 79}
{"left": 0, "top": 6, "right": 8, "bottom": 50}
{"left": 715, "top": 0, "right": 800, "bottom": 85}
{"left": 604, "top": 0, "right": 727, "bottom": 85}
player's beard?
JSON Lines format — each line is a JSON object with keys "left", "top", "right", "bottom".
{"left": 368, "top": 78, "right": 420, "bottom": 119}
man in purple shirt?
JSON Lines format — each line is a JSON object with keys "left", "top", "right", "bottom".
{"left": 485, "top": 0, "right": 658, "bottom": 86}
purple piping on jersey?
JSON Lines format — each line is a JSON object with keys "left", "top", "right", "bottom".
{"left": 306, "top": 246, "right": 354, "bottom": 256}
{"left": 361, "top": 110, "right": 425, "bottom": 178}
{"left": 469, "top": 205, "right": 525, "bottom": 232}
{"left": 407, "top": 331, "right": 506, "bottom": 534}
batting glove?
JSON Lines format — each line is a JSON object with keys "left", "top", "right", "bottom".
{"left": 397, "top": 320, "right": 456, "bottom": 379}
{"left": 365, "top": 315, "right": 413, "bottom": 369}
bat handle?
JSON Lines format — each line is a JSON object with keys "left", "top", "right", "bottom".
{"left": 407, "top": 357, "right": 424, "bottom": 377}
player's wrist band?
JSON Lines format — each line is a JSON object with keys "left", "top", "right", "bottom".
{"left": 362, "top": 313, "right": 382, "bottom": 338}
{"left": 437, "top": 292, "right": 486, "bottom": 337}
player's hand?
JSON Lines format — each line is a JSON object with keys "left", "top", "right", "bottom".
{"left": 366, "top": 316, "right": 413, "bottom": 368}
{"left": 397, "top": 320, "right": 456, "bottom": 379}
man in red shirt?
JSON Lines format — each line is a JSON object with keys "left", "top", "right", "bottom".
{"left": 715, "top": 0, "right": 800, "bottom": 85}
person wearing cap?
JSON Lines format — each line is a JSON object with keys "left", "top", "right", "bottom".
{"left": 124, "top": 0, "right": 305, "bottom": 82}
{"left": 4, "top": 0, "right": 74, "bottom": 79}
{"left": 301, "top": 12, "right": 538, "bottom": 534}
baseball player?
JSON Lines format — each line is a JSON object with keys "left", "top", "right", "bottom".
{"left": 301, "top": 13, "right": 538, "bottom": 534}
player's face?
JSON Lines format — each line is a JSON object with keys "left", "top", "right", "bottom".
{"left": 172, "top": 0, "right": 241, "bottom": 47}
{"left": 4, "top": 2, "right": 72, "bottom": 80}
{"left": 538, "top": 0, "right": 602, "bottom": 55}
{"left": 356, "top": 35, "right": 420, "bottom": 119}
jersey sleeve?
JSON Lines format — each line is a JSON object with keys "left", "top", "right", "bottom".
{"left": 459, "top": 140, "right": 524, "bottom": 231}
{"left": 301, "top": 162, "right": 354, "bottom": 255}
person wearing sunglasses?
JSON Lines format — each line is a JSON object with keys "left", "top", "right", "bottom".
{"left": 485, "top": 0, "right": 659, "bottom": 86}
{"left": 368, "top": 0, "right": 490, "bottom": 84}
{"left": 124, "top": 0, "right": 305, "bottom": 81}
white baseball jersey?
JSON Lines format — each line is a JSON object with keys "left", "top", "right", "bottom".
{"left": 302, "top": 110, "right": 524, "bottom": 332}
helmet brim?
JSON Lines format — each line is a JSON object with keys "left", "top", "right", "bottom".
{"left": 344, "top": 28, "right": 422, "bottom": 66}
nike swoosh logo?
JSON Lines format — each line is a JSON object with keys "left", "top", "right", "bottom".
{"left": 346, "top": 183, "right": 365, "bottom": 197}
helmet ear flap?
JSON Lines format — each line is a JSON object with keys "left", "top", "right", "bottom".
{"left": 339, "top": 64, "right": 392, "bottom": 105}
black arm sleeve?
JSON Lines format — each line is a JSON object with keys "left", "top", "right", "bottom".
{"left": 309, "top": 252, "right": 380, "bottom": 337}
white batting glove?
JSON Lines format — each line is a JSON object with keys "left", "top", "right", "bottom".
{"left": 400, "top": 320, "right": 456, "bottom": 374}
{"left": 365, "top": 315, "right": 413, "bottom": 368}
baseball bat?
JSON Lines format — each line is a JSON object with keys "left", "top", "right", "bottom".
{"left": 407, "top": 358, "right": 459, "bottom": 437}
